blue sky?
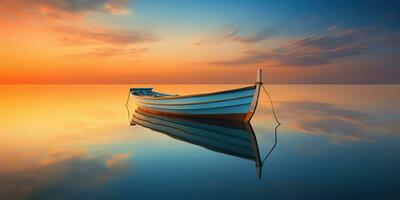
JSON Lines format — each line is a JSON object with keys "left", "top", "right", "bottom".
{"left": 129, "top": 0, "right": 400, "bottom": 33}
{"left": 1, "top": 0, "right": 399, "bottom": 83}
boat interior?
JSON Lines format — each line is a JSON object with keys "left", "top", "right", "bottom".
{"left": 130, "top": 88, "right": 171, "bottom": 97}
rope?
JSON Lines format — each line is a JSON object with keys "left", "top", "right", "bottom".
{"left": 261, "top": 83, "right": 281, "bottom": 125}
{"left": 262, "top": 123, "right": 279, "bottom": 164}
{"left": 125, "top": 90, "right": 132, "bottom": 124}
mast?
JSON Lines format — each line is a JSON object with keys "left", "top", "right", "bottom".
{"left": 256, "top": 68, "right": 262, "bottom": 83}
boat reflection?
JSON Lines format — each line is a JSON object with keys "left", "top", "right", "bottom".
{"left": 130, "top": 108, "right": 278, "bottom": 178}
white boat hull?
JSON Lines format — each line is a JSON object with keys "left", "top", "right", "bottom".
{"left": 131, "top": 84, "right": 261, "bottom": 122}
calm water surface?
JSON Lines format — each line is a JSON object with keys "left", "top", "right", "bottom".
{"left": 0, "top": 84, "right": 399, "bottom": 199}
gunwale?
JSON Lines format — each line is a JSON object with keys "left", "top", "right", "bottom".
{"left": 132, "top": 85, "right": 255, "bottom": 100}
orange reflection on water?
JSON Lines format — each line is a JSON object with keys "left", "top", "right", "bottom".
{"left": 0, "top": 84, "right": 399, "bottom": 198}
{"left": 0, "top": 85, "right": 137, "bottom": 172}
{"left": 1, "top": 84, "right": 399, "bottom": 169}
{"left": 0, "top": 85, "right": 139, "bottom": 199}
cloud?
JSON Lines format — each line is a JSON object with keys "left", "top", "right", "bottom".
{"left": 0, "top": 0, "right": 130, "bottom": 19}
{"left": 208, "top": 28, "right": 368, "bottom": 67}
{"left": 34, "top": 0, "right": 128, "bottom": 14}
{"left": 195, "top": 25, "right": 273, "bottom": 45}
{"left": 50, "top": 25, "right": 156, "bottom": 57}
{"left": 70, "top": 47, "right": 147, "bottom": 58}
{"left": 104, "top": 0, "right": 130, "bottom": 15}
{"left": 0, "top": 0, "right": 151, "bottom": 57}
{"left": 51, "top": 25, "right": 157, "bottom": 46}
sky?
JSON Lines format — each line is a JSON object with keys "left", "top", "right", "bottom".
{"left": 0, "top": 0, "right": 399, "bottom": 84}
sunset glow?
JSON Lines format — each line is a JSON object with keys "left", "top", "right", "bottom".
{"left": 0, "top": 0, "right": 398, "bottom": 84}
{"left": 1, "top": 1, "right": 399, "bottom": 198}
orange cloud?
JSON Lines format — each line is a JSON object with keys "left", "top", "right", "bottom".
{"left": 105, "top": 0, "right": 130, "bottom": 15}
{"left": 51, "top": 25, "right": 158, "bottom": 46}
{"left": 69, "top": 47, "right": 147, "bottom": 57}
{"left": 0, "top": 0, "right": 130, "bottom": 19}
{"left": 0, "top": 0, "right": 156, "bottom": 61}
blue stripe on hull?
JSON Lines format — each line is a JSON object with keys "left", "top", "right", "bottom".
{"left": 135, "top": 96, "right": 253, "bottom": 110}
{"left": 138, "top": 103, "right": 251, "bottom": 115}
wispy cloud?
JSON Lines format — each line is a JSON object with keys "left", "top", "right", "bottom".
{"left": 0, "top": 0, "right": 154, "bottom": 58}
{"left": 70, "top": 47, "right": 147, "bottom": 58}
{"left": 51, "top": 25, "right": 158, "bottom": 46}
{"left": 208, "top": 27, "right": 368, "bottom": 67}
{"left": 195, "top": 25, "right": 274, "bottom": 45}
{"left": 35, "top": 0, "right": 129, "bottom": 14}
{"left": 0, "top": 0, "right": 130, "bottom": 19}
{"left": 51, "top": 25, "right": 156, "bottom": 58}
{"left": 104, "top": 0, "right": 130, "bottom": 15}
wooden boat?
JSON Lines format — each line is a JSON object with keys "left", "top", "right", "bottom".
{"left": 131, "top": 108, "right": 264, "bottom": 177}
{"left": 129, "top": 69, "right": 263, "bottom": 122}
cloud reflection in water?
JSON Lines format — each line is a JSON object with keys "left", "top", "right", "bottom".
{"left": 0, "top": 153, "right": 130, "bottom": 200}
{"left": 275, "top": 101, "right": 399, "bottom": 143}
